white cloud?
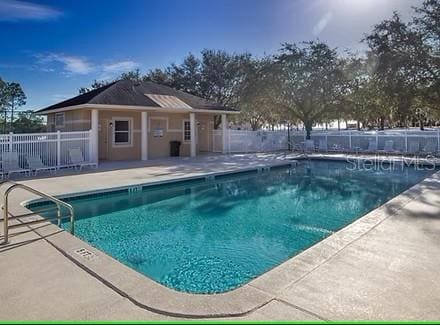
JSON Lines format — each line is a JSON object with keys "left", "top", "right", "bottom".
{"left": 35, "top": 53, "right": 140, "bottom": 79}
{"left": 100, "top": 60, "right": 140, "bottom": 80}
{"left": 0, "top": 0, "right": 62, "bottom": 21}
{"left": 313, "top": 11, "right": 333, "bottom": 36}
{"left": 37, "top": 53, "right": 93, "bottom": 75}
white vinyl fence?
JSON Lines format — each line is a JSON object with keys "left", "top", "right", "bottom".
{"left": 214, "top": 129, "right": 440, "bottom": 154}
{"left": 290, "top": 130, "right": 440, "bottom": 154}
{"left": 213, "top": 129, "right": 289, "bottom": 153}
{"left": 0, "top": 130, "right": 92, "bottom": 173}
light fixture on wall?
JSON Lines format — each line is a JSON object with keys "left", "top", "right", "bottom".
{"left": 109, "top": 122, "right": 113, "bottom": 127}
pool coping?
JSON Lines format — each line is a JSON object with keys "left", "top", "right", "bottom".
{"left": 16, "top": 156, "right": 440, "bottom": 318}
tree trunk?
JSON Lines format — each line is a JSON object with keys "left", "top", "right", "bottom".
{"left": 3, "top": 110, "right": 6, "bottom": 133}
{"left": 357, "top": 121, "right": 361, "bottom": 131}
{"left": 10, "top": 102, "right": 14, "bottom": 132}
{"left": 304, "top": 121, "right": 313, "bottom": 140}
{"left": 287, "top": 123, "right": 291, "bottom": 151}
{"left": 337, "top": 119, "right": 340, "bottom": 131}
{"left": 419, "top": 119, "right": 424, "bottom": 131}
{"left": 379, "top": 117, "right": 385, "bottom": 130}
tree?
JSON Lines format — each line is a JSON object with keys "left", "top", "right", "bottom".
{"left": 198, "top": 50, "right": 252, "bottom": 107}
{"left": 413, "top": 0, "right": 440, "bottom": 108}
{"left": 238, "top": 57, "right": 293, "bottom": 130}
{"left": 167, "top": 54, "right": 202, "bottom": 95}
{"left": 267, "top": 42, "right": 349, "bottom": 138}
{"left": 365, "top": 1, "right": 440, "bottom": 130}
{"left": 120, "top": 68, "right": 144, "bottom": 82}
{"left": 3, "top": 82, "right": 26, "bottom": 132}
{"left": 12, "top": 111, "right": 46, "bottom": 133}
{"left": 0, "top": 78, "right": 7, "bottom": 132}
{"left": 145, "top": 68, "right": 173, "bottom": 85}
{"left": 145, "top": 50, "right": 252, "bottom": 108}
{"left": 79, "top": 79, "right": 110, "bottom": 94}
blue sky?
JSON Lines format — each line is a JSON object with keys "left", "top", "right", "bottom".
{"left": 0, "top": 0, "right": 422, "bottom": 111}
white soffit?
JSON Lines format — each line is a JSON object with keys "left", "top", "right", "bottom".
{"left": 145, "top": 94, "right": 193, "bottom": 109}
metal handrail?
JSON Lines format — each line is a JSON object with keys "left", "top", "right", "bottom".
{"left": 1, "top": 181, "right": 74, "bottom": 244}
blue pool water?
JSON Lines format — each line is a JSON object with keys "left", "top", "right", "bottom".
{"left": 31, "top": 160, "right": 433, "bottom": 293}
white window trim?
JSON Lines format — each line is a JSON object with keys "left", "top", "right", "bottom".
{"left": 55, "top": 112, "right": 65, "bottom": 128}
{"left": 182, "top": 119, "right": 191, "bottom": 143}
{"left": 112, "top": 117, "right": 133, "bottom": 148}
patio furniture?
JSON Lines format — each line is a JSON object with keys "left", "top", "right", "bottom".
{"left": 353, "top": 146, "right": 362, "bottom": 155}
{"left": 68, "top": 148, "right": 97, "bottom": 170}
{"left": 328, "top": 144, "right": 346, "bottom": 153}
{"left": 407, "top": 141, "right": 420, "bottom": 156}
{"left": 378, "top": 140, "right": 397, "bottom": 155}
{"left": 304, "top": 140, "right": 316, "bottom": 153}
{"left": 421, "top": 142, "right": 437, "bottom": 156}
{"left": 26, "top": 155, "right": 57, "bottom": 175}
{"left": 318, "top": 140, "right": 328, "bottom": 152}
{"left": 292, "top": 142, "right": 303, "bottom": 152}
{"left": 2, "top": 152, "right": 31, "bottom": 178}
{"left": 363, "top": 140, "right": 378, "bottom": 153}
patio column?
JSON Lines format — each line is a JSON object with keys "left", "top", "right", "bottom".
{"left": 190, "top": 112, "right": 196, "bottom": 157}
{"left": 222, "top": 113, "right": 228, "bottom": 154}
{"left": 91, "top": 109, "right": 99, "bottom": 164}
{"left": 141, "top": 111, "right": 148, "bottom": 160}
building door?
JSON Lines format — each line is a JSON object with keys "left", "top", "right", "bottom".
{"left": 98, "top": 119, "right": 109, "bottom": 160}
{"left": 197, "top": 120, "right": 210, "bottom": 152}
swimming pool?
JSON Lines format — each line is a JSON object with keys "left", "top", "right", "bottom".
{"left": 29, "top": 160, "right": 433, "bottom": 294}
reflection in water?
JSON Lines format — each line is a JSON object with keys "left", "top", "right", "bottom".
{"left": 32, "top": 160, "right": 433, "bottom": 293}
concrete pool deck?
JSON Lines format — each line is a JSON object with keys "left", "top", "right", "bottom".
{"left": 1, "top": 153, "right": 440, "bottom": 320}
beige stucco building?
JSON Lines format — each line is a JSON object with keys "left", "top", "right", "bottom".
{"left": 37, "top": 80, "right": 238, "bottom": 162}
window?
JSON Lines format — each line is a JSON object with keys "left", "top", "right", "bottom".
{"left": 55, "top": 113, "right": 65, "bottom": 127}
{"left": 183, "top": 120, "right": 191, "bottom": 142}
{"left": 113, "top": 118, "right": 132, "bottom": 146}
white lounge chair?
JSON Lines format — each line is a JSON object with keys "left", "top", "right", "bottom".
{"left": 26, "top": 155, "right": 57, "bottom": 175}
{"left": 2, "top": 152, "right": 30, "bottom": 178}
{"left": 304, "top": 140, "right": 316, "bottom": 153}
{"left": 318, "top": 140, "right": 328, "bottom": 152}
{"left": 68, "top": 148, "right": 97, "bottom": 170}
{"left": 379, "top": 140, "right": 396, "bottom": 155}
{"left": 407, "top": 142, "right": 419, "bottom": 155}
{"left": 363, "top": 140, "right": 378, "bottom": 153}
{"left": 421, "top": 142, "right": 436, "bottom": 156}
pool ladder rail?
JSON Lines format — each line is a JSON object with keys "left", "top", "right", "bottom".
{"left": 0, "top": 181, "right": 75, "bottom": 245}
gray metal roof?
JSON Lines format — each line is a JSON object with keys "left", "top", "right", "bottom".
{"left": 37, "top": 79, "right": 237, "bottom": 113}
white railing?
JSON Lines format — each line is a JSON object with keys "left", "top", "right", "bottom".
{"left": 0, "top": 130, "right": 92, "bottom": 172}
{"left": 290, "top": 130, "right": 440, "bottom": 154}
{"left": 214, "top": 129, "right": 440, "bottom": 154}
{"left": 213, "top": 129, "right": 289, "bottom": 153}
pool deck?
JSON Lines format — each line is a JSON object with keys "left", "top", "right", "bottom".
{"left": 1, "top": 153, "right": 440, "bottom": 320}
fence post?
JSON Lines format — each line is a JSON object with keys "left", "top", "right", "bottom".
{"left": 348, "top": 131, "right": 352, "bottom": 150}
{"left": 89, "top": 130, "right": 93, "bottom": 162}
{"left": 437, "top": 128, "right": 440, "bottom": 152}
{"left": 376, "top": 133, "right": 379, "bottom": 150}
{"left": 57, "top": 130, "right": 61, "bottom": 168}
{"left": 8, "top": 132, "right": 13, "bottom": 152}
{"left": 405, "top": 130, "right": 408, "bottom": 152}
